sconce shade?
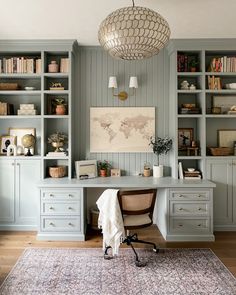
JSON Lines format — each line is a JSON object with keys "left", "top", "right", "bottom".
{"left": 98, "top": 6, "right": 170, "bottom": 60}
{"left": 129, "top": 76, "right": 138, "bottom": 88}
{"left": 108, "top": 76, "right": 118, "bottom": 88}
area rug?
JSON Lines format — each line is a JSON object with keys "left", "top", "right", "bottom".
{"left": 0, "top": 248, "right": 236, "bottom": 295}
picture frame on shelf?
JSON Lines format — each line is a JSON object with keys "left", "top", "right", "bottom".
{"left": 75, "top": 160, "right": 97, "bottom": 180}
{"left": 213, "top": 96, "right": 236, "bottom": 114}
{"left": 9, "top": 127, "right": 36, "bottom": 155}
{"left": 178, "top": 128, "right": 193, "bottom": 149}
{"left": 218, "top": 129, "right": 236, "bottom": 148}
{"left": 0, "top": 135, "right": 16, "bottom": 154}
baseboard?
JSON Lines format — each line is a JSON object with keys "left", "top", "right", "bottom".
{"left": 37, "top": 233, "right": 86, "bottom": 241}
{"left": 165, "top": 234, "right": 215, "bottom": 242}
{"left": 0, "top": 225, "right": 37, "bottom": 231}
{"left": 214, "top": 225, "right": 236, "bottom": 231}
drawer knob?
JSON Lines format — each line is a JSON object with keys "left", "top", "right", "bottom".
{"left": 197, "top": 224, "right": 202, "bottom": 227}
{"left": 179, "top": 195, "right": 184, "bottom": 198}
{"left": 178, "top": 224, "right": 183, "bottom": 227}
{"left": 68, "top": 194, "right": 73, "bottom": 198}
{"left": 198, "top": 208, "right": 202, "bottom": 211}
{"left": 179, "top": 208, "right": 183, "bottom": 211}
{"left": 68, "top": 222, "right": 73, "bottom": 226}
{"left": 68, "top": 207, "right": 73, "bottom": 210}
{"left": 49, "top": 194, "right": 54, "bottom": 197}
{"left": 49, "top": 222, "right": 54, "bottom": 226}
{"left": 198, "top": 195, "right": 202, "bottom": 198}
{"left": 49, "top": 207, "right": 54, "bottom": 210}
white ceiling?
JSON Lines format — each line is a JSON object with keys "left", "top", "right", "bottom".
{"left": 1, "top": 0, "right": 236, "bottom": 46}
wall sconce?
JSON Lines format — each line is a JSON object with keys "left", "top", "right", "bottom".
{"left": 108, "top": 76, "right": 138, "bottom": 101}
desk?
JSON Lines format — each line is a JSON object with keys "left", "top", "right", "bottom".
{"left": 38, "top": 176, "right": 215, "bottom": 242}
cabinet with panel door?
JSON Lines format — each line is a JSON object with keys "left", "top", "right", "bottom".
{"left": 206, "top": 158, "right": 236, "bottom": 230}
{"left": 0, "top": 158, "right": 41, "bottom": 230}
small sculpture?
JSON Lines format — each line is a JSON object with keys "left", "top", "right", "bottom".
{"left": 189, "top": 84, "right": 196, "bottom": 90}
{"left": 48, "top": 132, "right": 68, "bottom": 152}
{"left": 180, "top": 80, "right": 189, "bottom": 90}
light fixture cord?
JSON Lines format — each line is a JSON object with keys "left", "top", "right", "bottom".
{"left": 132, "top": 0, "right": 135, "bottom": 7}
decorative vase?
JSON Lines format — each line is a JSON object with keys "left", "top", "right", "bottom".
{"left": 48, "top": 61, "right": 59, "bottom": 73}
{"left": 153, "top": 165, "right": 163, "bottom": 178}
{"left": 100, "top": 169, "right": 107, "bottom": 177}
{"left": 55, "top": 104, "right": 66, "bottom": 115}
{"left": 52, "top": 141, "right": 64, "bottom": 152}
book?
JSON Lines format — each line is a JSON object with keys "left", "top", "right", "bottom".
{"left": 178, "top": 162, "right": 184, "bottom": 179}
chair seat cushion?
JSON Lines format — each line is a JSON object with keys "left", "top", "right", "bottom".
{"left": 123, "top": 214, "right": 151, "bottom": 227}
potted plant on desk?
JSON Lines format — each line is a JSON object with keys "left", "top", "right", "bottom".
{"left": 149, "top": 136, "right": 172, "bottom": 178}
{"left": 98, "top": 160, "right": 111, "bottom": 177}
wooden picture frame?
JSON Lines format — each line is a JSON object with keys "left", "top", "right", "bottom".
{"left": 218, "top": 129, "right": 236, "bottom": 147}
{"left": 213, "top": 96, "right": 236, "bottom": 114}
{"left": 178, "top": 128, "right": 193, "bottom": 149}
{"left": 9, "top": 127, "right": 36, "bottom": 155}
{"left": 0, "top": 135, "right": 16, "bottom": 154}
{"left": 75, "top": 160, "right": 97, "bottom": 179}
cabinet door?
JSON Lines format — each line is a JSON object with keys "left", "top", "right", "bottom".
{"left": 206, "top": 159, "right": 233, "bottom": 226}
{"left": 15, "top": 160, "right": 41, "bottom": 226}
{"left": 0, "top": 160, "right": 15, "bottom": 223}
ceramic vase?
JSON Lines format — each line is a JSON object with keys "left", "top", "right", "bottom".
{"left": 48, "top": 61, "right": 59, "bottom": 73}
{"left": 153, "top": 165, "right": 163, "bottom": 178}
{"left": 55, "top": 104, "right": 66, "bottom": 115}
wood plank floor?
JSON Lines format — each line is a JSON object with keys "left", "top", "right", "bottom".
{"left": 0, "top": 227, "right": 236, "bottom": 285}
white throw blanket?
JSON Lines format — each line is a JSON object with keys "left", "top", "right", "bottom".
{"left": 96, "top": 189, "right": 125, "bottom": 256}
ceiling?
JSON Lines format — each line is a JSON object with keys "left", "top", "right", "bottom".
{"left": 1, "top": 0, "right": 236, "bottom": 46}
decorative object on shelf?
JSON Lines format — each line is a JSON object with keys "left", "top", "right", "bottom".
{"left": 0, "top": 56, "right": 41, "bottom": 74}
{"left": 17, "top": 104, "right": 37, "bottom": 116}
{"left": 208, "top": 76, "right": 221, "bottom": 90}
{"left": 189, "top": 84, "right": 196, "bottom": 90}
{"left": 75, "top": 160, "right": 98, "bottom": 179}
{"left": 178, "top": 128, "right": 193, "bottom": 150}
{"left": 98, "top": 0, "right": 170, "bottom": 60}
{"left": 48, "top": 61, "right": 59, "bottom": 73}
{"left": 180, "top": 80, "right": 189, "bottom": 90}
{"left": 225, "top": 83, "right": 236, "bottom": 89}
{"left": 21, "top": 134, "right": 36, "bottom": 156}
{"left": 184, "top": 169, "right": 201, "bottom": 179}
{"left": 90, "top": 107, "right": 155, "bottom": 153}
{"left": 108, "top": 76, "right": 138, "bottom": 101}
{"left": 218, "top": 129, "right": 236, "bottom": 148}
{"left": 143, "top": 162, "right": 151, "bottom": 177}
{"left": 213, "top": 96, "right": 236, "bottom": 114}
{"left": 52, "top": 97, "right": 67, "bottom": 115}
{"left": 98, "top": 160, "right": 112, "bottom": 177}
{"left": 48, "top": 132, "right": 68, "bottom": 152}
{"left": 149, "top": 136, "right": 172, "bottom": 178}
{"left": 211, "top": 107, "right": 221, "bottom": 114}
{"left": 24, "top": 87, "right": 36, "bottom": 91}
{"left": 60, "top": 58, "right": 69, "bottom": 73}
{"left": 228, "top": 105, "right": 236, "bottom": 114}
{"left": 0, "top": 135, "right": 16, "bottom": 154}
{"left": 177, "top": 53, "right": 199, "bottom": 72}
{"left": 189, "top": 59, "right": 198, "bottom": 72}
{"left": 178, "top": 162, "right": 184, "bottom": 179}
{"left": 179, "top": 103, "right": 201, "bottom": 114}
{"left": 49, "top": 82, "right": 64, "bottom": 91}
{"left": 208, "top": 56, "right": 236, "bottom": 73}
{"left": 110, "top": 168, "right": 121, "bottom": 177}
{"left": 49, "top": 165, "right": 67, "bottom": 178}
{"left": 0, "top": 82, "right": 19, "bottom": 90}
{"left": 9, "top": 127, "right": 36, "bottom": 155}
{"left": 6, "top": 144, "right": 17, "bottom": 156}
{"left": 187, "top": 147, "right": 199, "bottom": 156}
{"left": 0, "top": 102, "right": 14, "bottom": 115}
{"left": 208, "top": 147, "right": 233, "bottom": 156}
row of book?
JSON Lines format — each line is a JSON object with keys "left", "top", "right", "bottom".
{"left": 207, "top": 76, "right": 222, "bottom": 90}
{"left": 178, "top": 162, "right": 202, "bottom": 179}
{"left": 0, "top": 102, "right": 14, "bottom": 115}
{"left": 177, "top": 54, "right": 198, "bottom": 72}
{"left": 208, "top": 56, "right": 236, "bottom": 72}
{"left": 0, "top": 57, "right": 41, "bottom": 74}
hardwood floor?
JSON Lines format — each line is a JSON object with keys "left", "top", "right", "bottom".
{"left": 0, "top": 227, "right": 236, "bottom": 284}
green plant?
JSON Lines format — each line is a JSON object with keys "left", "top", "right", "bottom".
{"left": 98, "top": 160, "right": 111, "bottom": 171}
{"left": 53, "top": 97, "right": 66, "bottom": 105}
{"left": 149, "top": 136, "right": 172, "bottom": 166}
{"left": 189, "top": 59, "right": 198, "bottom": 68}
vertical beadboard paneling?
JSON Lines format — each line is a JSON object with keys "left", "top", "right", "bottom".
{"left": 78, "top": 47, "right": 169, "bottom": 176}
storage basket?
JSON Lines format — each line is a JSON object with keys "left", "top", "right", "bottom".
{"left": 209, "top": 147, "right": 233, "bottom": 156}
{"left": 0, "top": 83, "right": 19, "bottom": 90}
{"left": 90, "top": 207, "right": 100, "bottom": 230}
{"left": 49, "top": 166, "right": 67, "bottom": 178}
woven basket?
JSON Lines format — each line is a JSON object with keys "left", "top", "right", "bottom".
{"left": 209, "top": 147, "right": 233, "bottom": 156}
{"left": 49, "top": 166, "right": 67, "bottom": 178}
{"left": 0, "top": 83, "right": 19, "bottom": 90}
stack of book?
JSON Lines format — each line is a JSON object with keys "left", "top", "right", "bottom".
{"left": 184, "top": 170, "right": 201, "bottom": 179}
{"left": 177, "top": 54, "right": 189, "bottom": 72}
{"left": 60, "top": 58, "right": 69, "bottom": 73}
{"left": 179, "top": 104, "right": 201, "bottom": 114}
{"left": 0, "top": 57, "right": 41, "bottom": 74}
{"left": 208, "top": 56, "right": 236, "bottom": 72}
{"left": 46, "top": 151, "right": 67, "bottom": 157}
{"left": 207, "top": 76, "right": 222, "bottom": 90}
{"left": 17, "top": 104, "right": 36, "bottom": 115}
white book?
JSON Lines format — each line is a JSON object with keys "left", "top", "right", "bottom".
{"left": 178, "top": 162, "right": 183, "bottom": 179}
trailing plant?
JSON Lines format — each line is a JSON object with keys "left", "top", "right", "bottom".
{"left": 149, "top": 136, "right": 172, "bottom": 166}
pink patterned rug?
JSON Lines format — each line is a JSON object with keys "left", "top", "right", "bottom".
{"left": 0, "top": 248, "right": 235, "bottom": 295}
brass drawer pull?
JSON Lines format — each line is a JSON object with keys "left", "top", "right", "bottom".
{"left": 68, "top": 194, "right": 73, "bottom": 198}
{"left": 49, "top": 207, "right": 54, "bottom": 210}
{"left": 49, "top": 222, "right": 54, "bottom": 226}
{"left": 68, "top": 222, "right": 73, "bottom": 226}
{"left": 49, "top": 194, "right": 54, "bottom": 197}
{"left": 178, "top": 224, "right": 183, "bottom": 227}
{"left": 179, "top": 208, "right": 183, "bottom": 211}
{"left": 68, "top": 207, "right": 73, "bottom": 210}
{"left": 197, "top": 224, "right": 202, "bottom": 227}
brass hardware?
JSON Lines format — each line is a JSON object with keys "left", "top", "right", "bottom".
{"left": 49, "top": 222, "right": 54, "bottom": 226}
{"left": 68, "top": 194, "right": 72, "bottom": 197}
{"left": 49, "top": 207, "right": 54, "bottom": 210}
{"left": 178, "top": 224, "right": 183, "bottom": 227}
{"left": 179, "top": 195, "right": 184, "bottom": 198}
{"left": 112, "top": 88, "right": 128, "bottom": 101}
{"left": 197, "top": 224, "right": 202, "bottom": 227}
{"left": 179, "top": 208, "right": 183, "bottom": 211}
{"left": 49, "top": 194, "right": 54, "bottom": 197}
{"left": 68, "top": 222, "right": 73, "bottom": 226}
{"left": 68, "top": 207, "right": 73, "bottom": 210}
{"left": 198, "top": 208, "right": 202, "bottom": 211}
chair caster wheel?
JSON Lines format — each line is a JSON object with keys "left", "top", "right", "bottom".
{"left": 135, "top": 260, "right": 147, "bottom": 267}
{"left": 153, "top": 248, "right": 159, "bottom": 253}
{"left": 104, "top": 254, "right": 113, "bottom": 260}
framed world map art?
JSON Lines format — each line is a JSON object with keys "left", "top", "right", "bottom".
{"left": 90, "top": 107, "right": 155, "bottom": 152}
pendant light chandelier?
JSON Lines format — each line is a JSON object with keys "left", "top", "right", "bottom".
{"left": 98, "top": 0, "right": 170, "bottom": 60}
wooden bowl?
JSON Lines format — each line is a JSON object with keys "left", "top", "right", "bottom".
{"left": 49, "top": 166, "right": 67, "bottom": 178}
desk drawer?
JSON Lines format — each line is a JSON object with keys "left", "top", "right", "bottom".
{"left": 41, "top": 190, "right": 81, "bottom": 201}
{"left": 41, "top": 201, "right": 80, "bottom": 215}
{"left": 170, "top": 190, "right": 209, "bottom": 201}
{"left": 170, "top": 202, "right": 210, "bottom": 216}
{"left": 170, "top": 218, "right": 210, "bottom": 234}
{"left": 41, "top": 217, "right": 81, "bottom": 232}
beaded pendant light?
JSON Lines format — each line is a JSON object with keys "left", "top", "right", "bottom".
{"left": 98, "top": 0, "right": 171, "bottom": 60}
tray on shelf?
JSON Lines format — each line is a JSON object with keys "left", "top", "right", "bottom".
{"left": 208, "top": 147, "right": 234, "bottom": 156}
{"left": 0, "top": 83, "right": 19, "bottom": 90}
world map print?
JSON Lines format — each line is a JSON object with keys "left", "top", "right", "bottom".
{"left": 90, "top": 107, "right": 155, "bottom": 152}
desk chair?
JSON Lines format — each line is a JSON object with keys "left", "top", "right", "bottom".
{"left": 104, "top": 188, "right": 159, "bottom": 267}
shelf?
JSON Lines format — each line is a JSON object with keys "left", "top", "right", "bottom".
{"left": 205, "top": 90, "right": 236, "bottom": 94}
{"left": 206, "top": 114, "right": 236, "bottom": 118}
{"left": 43, "top": 73, "right": 68, "bottom": 78}
{"left": 205, "top": 155, "right": 236, "bottom": 159}
{"left": 205, "top": 72, "right": 236, "bottom": 76}
{"left": 178, "top": 114, "right": 203, "bottom": 118}
{"left": 0, "top": 115, "right": 41, "bottom": 119}
{"left": 178, "top": 156, "right": 203, "bottom": 160}
{"left": 0, "top": 90, "right": 41, "bottom": 95}
{"left": 44, "top": 90, "right": 69, "bottom": 94}
{"left": 43, "top": 115, "right": 69, "bottom": 119}
{"left": 177, "top": 90, "right": 202, "bottom": 93}
{"left": 177, "top": 72, "right": 202, "bottom": 76}
{"left": 0, "top": 155, "right": 41, "bottom": 160}
{"left": 0, "top": 73, "right": 41, "bottom": 78}
{"left": 43, "top": 156, "right": 69, "bottom": 160}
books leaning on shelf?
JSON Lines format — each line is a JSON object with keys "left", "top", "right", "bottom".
{"left": 0, "top": 102, "right": 14, "bottom": 115}
{"left": 184, "top": 170, "right": 202, "bottom": 179}
{"left": 208, "top": 56, "right": 236, "bottom": 72}
{"left": 207, "top": 76, "right": 222, "bottom": 90}
{"left": 0, "top": 57, "right": 41, "bottom": 74}
{"left": 46, "top": 152, "right": 67, "bottom": 157}
{"left": 60, "top": 58, "right": 69, "bottom": 73}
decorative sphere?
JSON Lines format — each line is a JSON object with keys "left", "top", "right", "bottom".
{"left": 98, "top": 6, "right": 170, "bottom": 60}
{"left": 22, "top": 134, "right": 35, "bottom": 148}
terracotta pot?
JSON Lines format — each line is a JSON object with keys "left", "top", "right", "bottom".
{"left": 55, "top": 104, "right": 66, "bottom": 115}
{"left": 190, "top": 67, "right": 196, "bottom": 72}
{"left": 100, "top": 169, "right": 107, "bottom": 177}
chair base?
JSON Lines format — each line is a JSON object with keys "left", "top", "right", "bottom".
{"left": 104, "top": 233, "right": 159, "bottom": 267}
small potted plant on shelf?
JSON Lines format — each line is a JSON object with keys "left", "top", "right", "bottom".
{"left": 52, "top": 97, "right": 67, "bottom": 115}
{"left": 189, "top": 59, "right": 198, "bottom": 72}
{"left": 98, "top": 160, "right": 111, "bottom": 177}
{"left": 149, "top": 136, "right": 172, "bottom": 178}
{"left": 48, "top": 132, "right": 68, "bottom": 152}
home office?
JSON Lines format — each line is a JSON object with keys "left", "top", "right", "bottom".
{"left": 0, "top": 0, "right": 236, "bottom": 294}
